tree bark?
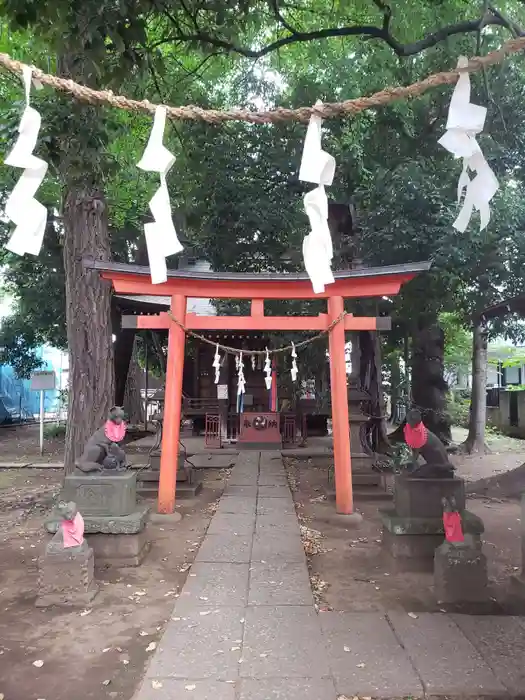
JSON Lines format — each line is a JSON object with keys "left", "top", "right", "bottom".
{"left": 63, "top": 186, "right": 114, "bottom": 473}
{"left": 123, "top": 335, "right": 144, "bottom": 425}
{"left": 411, "top": 319, "right": 451, "bottom": 443}
{"left": 462, "top": 320, "right": 489, "bottom": 454}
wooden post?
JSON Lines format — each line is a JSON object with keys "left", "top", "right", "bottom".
{"left": 328, "top": 295, "right": 353, "bottom": 514}
{"left": 158, "top": 294, "right": 186, "bottom": 514}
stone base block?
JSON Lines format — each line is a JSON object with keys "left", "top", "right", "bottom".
{"left": 434, "top": 541, "right": 488, "bottom": 604}
{"left": 36, "top": 540, "right": 99, "bottom": 607}
{"left": 148, "top": 452, "right": 186, "bottom": 474}
{"left": 380, "top": 508, "right": 483, "bottom": 572}
{"left": 394, "top": 475, "right": 465, "bottom": 519}
{"left": 46, "top": 506, "right": 149, "bottom": 535}
{"left": 237, "top": 441, "right": 282, "bottom": 450}
{"left": 61, "top": 471, "right": 138, "bottom": 516}
{"left": 509, "top": 574, "right": 525, "bottom": 600}
{"left": 87, "top": 529, "right": 150, "bottom": 567}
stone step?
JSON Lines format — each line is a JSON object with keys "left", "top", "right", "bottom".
{"left": 137, "top": 468, "right": 191, "bottom": 483}
{"left": 352, "top": 472, "right": 382, "bottom": 487}
{"left": 327, "top": 487, "right": 392, "bottom": 502}
{"left": 138, "top": 481, "right": 203, "bottom": 499}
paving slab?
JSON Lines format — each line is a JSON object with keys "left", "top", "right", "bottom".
{"left": 178, "top": 563, "right": 249, "bottom": 606}
{"left": 255, "top": 512, "right": 300, "bottom": 534}
{"left": 235, "top": 453, "right": 260, "bottom": 468}
{"left": 320, "top": 612, "right": 423, "bottom": 698}
{"left": 257, "top": 498, "right": 296, "bottom": 516}
{"left": 228, "top": 474, "right": 259, "bottom": 486}
{"left": 452, "top": 614, "right": 525, "bottom": 695}
{"left": 251, "top": 532, "right": 306, "bottom": 563}
{"left": 248, "top": 562, "right": 314, "bottom": 606}
{"left": 187, "top": 454, "right": 237, "bottom": 469}
{"left": 241, "top": 606, "right": 330, "bottom": 678}
{"left": 215, "top": 497, "right": 257, "bottom": 516}
{"left": 238, "top": 678, "right": 336, "bottom": 700}
{"left": 257, "top": 475, "right": 288, "bottom": 486}
{"left": 134, "top": 678, "right": 236, "bottom": 700}
{"left": 146, "top": 607, "right": 245, "bottom": 681}
{"left": 223, "top": 484, "right": 259, "bottom": 498}
{"left": 195, "top": 533, "right": 253, "bottom": 564}
{"left": 257, "top": 485, "right": 292, "bottom": 498}
{"left": 387, "top": 611, "right": 506, "bottom": 696}
{"left": 207, "top": 513, "right": 255, "bottom": 536}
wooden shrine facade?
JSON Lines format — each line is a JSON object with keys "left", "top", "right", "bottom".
{"left": 86, "top": 259, "right": 430, "bottom": 515}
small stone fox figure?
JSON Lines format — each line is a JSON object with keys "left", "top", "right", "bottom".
{"left": 75, "top": 406, "right": 128, "bottom": 474}
{"left": 403, "top": 408, "right": 455, "bottom": 479}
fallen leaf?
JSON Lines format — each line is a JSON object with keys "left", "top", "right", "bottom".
{"left": 122, "top": 659, "right": 129, "bottom": 666}
{"left": 134, "top": 590, "right": 147, "bottom": 596}
{"left": 199, "top": 611, "right": 211, "bottom": 616}
{"left": 185, "top": 685, "right": 196, "bottom": 691}
{"left": 33, "top": 660, "right": 44, "bottom": 668}
{"left": 408, "top": 612, "right": 418, "bottom": 619}
{"left": 356, "top": 662, "right": 365, "bottom": 668}
{"left": 146, "top": 642, "right": 157, "bottom": 652}
{"left": 102, "top": 647, "right": 111, "bottom": 653}
{"left": 139, "top": 631, "right": 149, "bottom": 637}
{"left": 102, "top": 680, "right": 111, "bottom": 687}
{"left": 199, "top": 596, "right": 209, "bottom": 601}
{"left": 80, "top": 609, "right": 92, "bottom": 617}
{"left": 343, "top": 646, "right": 350, "bottom": 652}
{"left": 151, "top": 680, "right": 163, "bottom": 689}
{"left": 230, "top": 646, "right": 240, "bottom": 651}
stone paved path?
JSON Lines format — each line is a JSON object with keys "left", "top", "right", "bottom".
{"left": 134, "top": 451, "right": 525, "bottom": 699}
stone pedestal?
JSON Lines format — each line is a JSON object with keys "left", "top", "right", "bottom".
{"left": 36, "top": 536, "right": 98, "bottom": 607}
{"left": 137, "top": 451, "right": 203, "bottom": 499}
{"left": 380, "top": 476, "right": 483, "bottom": 572}
{"left": 46, "top": 472, "right": 149, "bottom": 567}
{"left": 348, "top": 380, "right": 374, "bottom": 473}
{"left": 434, "top": 541, "right": 488, "bottom": 604}
{"left": 510, "top": 493, "right": 525, "bottom": 598}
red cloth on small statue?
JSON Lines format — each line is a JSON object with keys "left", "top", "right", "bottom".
{"left": 62, "top": 512, "right": 85, "bottom": 548}
{"left": 104, "top": 420, "right": 126, "bottom": 442}
{"left": 443, "top": 511, "right": 464, "bottom": 543}
{"left": 403, "top": 421, "right": 428, "bottom": 449}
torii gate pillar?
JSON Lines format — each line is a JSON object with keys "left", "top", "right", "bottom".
{"left": 328, "top": 295, "right": 353, "bottom": 514}
{"left": 158, "top": 294, "right": 186, "bottom": 513}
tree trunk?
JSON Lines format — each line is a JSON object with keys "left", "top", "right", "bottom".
{"left": 63, "top": 186, "right": 114, "bottom": 473}
{"left": 389, "top": 351, "right": 401, "bottom": 422}
{"left": 359, "top": 331, "right": 389, "bottom": 452}
{"left": 123, "top": 335, "right": 144, "bottom": 425}
{"left": 411, "top": 319, "right": 451, "bottom": 443}
{"left": 114, "top": 327, "right": 136, "bottom": 406}
{"left": 462, "top": 320, "right": 489, "bottom": 454}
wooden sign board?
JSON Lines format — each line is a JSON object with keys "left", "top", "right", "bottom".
{"left": 30, "top": 370, "right": 56, "bottom": 392}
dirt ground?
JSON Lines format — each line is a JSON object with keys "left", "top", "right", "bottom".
{"left": 0, "top": 466, "right": 228, "bottom": 700}
{"left": 285, "top": 458, "right": 524, "bottom": 616}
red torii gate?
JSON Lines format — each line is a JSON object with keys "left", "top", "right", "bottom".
{"left": 86, "top": 259, "right": 429, "bottom": 515}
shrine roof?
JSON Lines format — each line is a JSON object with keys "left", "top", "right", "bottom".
{"left": 86, "top": 258, "right": 431, "bottom": 282}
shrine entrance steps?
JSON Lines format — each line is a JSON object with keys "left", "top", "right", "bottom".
{"left": 133, "top": 451, "right": 525, "bottom": 700}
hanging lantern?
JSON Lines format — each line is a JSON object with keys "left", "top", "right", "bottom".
{"left": 212, "top": 344, "right": 221, "bottom": 384}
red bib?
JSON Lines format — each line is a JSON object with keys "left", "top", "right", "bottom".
{"left": 104, "top": 420, "right": 126, "bottom": 442}
{"left": 403, "top": 421, "right": 428, "bottom": 449}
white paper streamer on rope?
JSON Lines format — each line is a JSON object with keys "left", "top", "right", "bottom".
{"left": 4, "top": 66, "right": 48, "bottom": 256}
{"left": 137, "top": 105, "right": 183, "bottom": 284}
{"left": 298, "top": 100, "right": 336, "bottom": 294}
{"left": 290, "top": 342, "right": 298, "bottom": 382}
{"left": 237, "top": 352, "right": 246, "bottom": 396}
{"left": 438, "top": 56, "right": 499, "bottom": 233}
{"left": 251, "top": 354, "right": 256, "bottom": 371}
{"left": 264, "top": 348, "right": 272, "bottom": 391}
{"left": 213, "top": 344, "right": 221, "bottom": 384}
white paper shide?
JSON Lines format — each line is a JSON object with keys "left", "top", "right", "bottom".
{"left": 290, "top": 342, "right": 298, "bottom": 382}
{"left": 438, "top": 56, "right": 499, "bottom": 232}
{"left": 237, "top": 352, "right": 246, "bottom": 396}
{"left": 298, "top": 100, "right": 336, "bottom": 294}
{"left": 4, "top": 66, "right": 48, "bottom": 256}
{"left": 137, "top": 106, "right": 183, "bottom": 283}
{"left": 264, "top": 348, "right": 272, "bottom": 391}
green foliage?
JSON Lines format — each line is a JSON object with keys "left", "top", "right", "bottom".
{"left": 43, "top": 422, "right": 66, "bottom": 439}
